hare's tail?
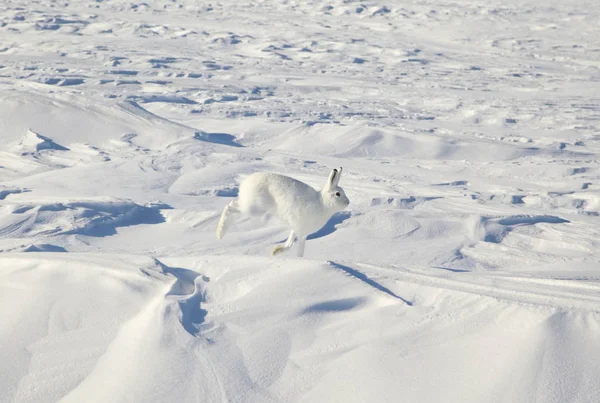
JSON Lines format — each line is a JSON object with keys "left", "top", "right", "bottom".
{"left": 216, "top": 200, "right": 240, "bottom": 239}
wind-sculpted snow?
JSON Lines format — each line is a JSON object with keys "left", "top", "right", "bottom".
{"left": 0, "top": 187, "right": 29, "bottom": 201}
{"left": 2, "top": 255, "right": 600, "bottom": 403}
{"left": 13, "top": 129, "right": 70, "bottom": 154}
{"left": 0, "top": 199, "right": 167, "bottom": 245}
{"left": 1, "top": 0, "right": 600, "bottom": 401}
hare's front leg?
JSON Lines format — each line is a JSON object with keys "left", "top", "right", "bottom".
{"left": 216, "top": 200, "right": 240, "bottom": 239}
{"left": 272, "top": 230, "right": 296, "bottom": 255}
{"left": 296, "top": 236, "right": 306, "bottom": 257}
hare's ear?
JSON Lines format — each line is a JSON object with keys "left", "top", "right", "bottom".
{"left": 335, "top": 167, "right": 342, "bottom": 186}
{"left": 326, "top": 168, "right": 339, "bottom": 190}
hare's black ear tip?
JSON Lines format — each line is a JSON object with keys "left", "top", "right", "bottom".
{"left": 333, "top": 169, "right": 338, "bottom": 173}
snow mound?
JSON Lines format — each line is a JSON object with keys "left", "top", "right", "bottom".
{"left": 272, "top": 126, "right": 544, "bottom": 161}
{"left": 13, "top": 129, "right": 70, "bottom": 154}
{"left": 3, "top": 254, "right": 600, "bottom": 403}
{"left": 0, "top": 198, "right": 166, "bottom": 238}
{"left": 22, "top": 243, "right": 68, "bottom": 252}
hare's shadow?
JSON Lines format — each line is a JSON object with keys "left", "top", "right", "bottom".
{"left": 273, "top": 211, "right": 351, "bottom": 244}
{"left": 307, "top": 211, "right": 352, "bottom": 240}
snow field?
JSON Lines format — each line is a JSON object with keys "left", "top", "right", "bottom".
{"left": 1, "top": 0, "right": 600, "bottom": 401}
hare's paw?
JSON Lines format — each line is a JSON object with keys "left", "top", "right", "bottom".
{"left": 272, "top": 245, "right": 287, "bottom": 256}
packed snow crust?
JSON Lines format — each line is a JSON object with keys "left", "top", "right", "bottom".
{"left": 1, "top": 0, "right": 600, "bottom": 402}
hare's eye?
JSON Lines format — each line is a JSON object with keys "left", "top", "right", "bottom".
{"left": 335, "top": 191, "right": 341, "bottom": 197}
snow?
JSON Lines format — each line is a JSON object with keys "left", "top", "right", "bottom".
{"left": 1, "top": 0, "right": 600, "bottom": 402}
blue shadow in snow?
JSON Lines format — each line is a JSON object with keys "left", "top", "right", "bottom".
{"left": 153, "top": 259, "right": 208, "bottom": 337}
{"left": 178, "top": 293, "right": 208, "bottom": 337}
{"left": 497, "top": 215, "right": 569, "bottom": 226}
{"left": 329, "top": 261, "right": 413, "bottom": 306}
{"left": 194, "top": 131, "right": 243, "bottom": 148}
{"left": 0, "top": 188, "right": 30, "bottom": 200}
{"left": 215, "top": 187, "right": 239, "bottom": 197}
{"left": 307, "top": 211, "right": 352, "bottom": 240}
{"left": 77, "top": 204, "right": 167, "bottom": 237}
{"left": 302, "top": 297, "right": 366, "bottom": 314}
{"left": 433, "top": 266, "right": 470, "bottom": 273}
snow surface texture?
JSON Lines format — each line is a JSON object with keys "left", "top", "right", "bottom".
{"left": 1, "top": 0, "right": 600, "bottom": 402}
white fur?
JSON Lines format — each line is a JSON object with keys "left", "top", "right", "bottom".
{"left": 216, "top": 168, "right": 350, "bottom": 257}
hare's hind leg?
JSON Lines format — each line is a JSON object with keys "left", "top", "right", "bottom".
{"left": 216, "top": 200, "right": 240, "bottom": 239}
{"left": 272, "top": 230, "right": 296, "bottom": 255}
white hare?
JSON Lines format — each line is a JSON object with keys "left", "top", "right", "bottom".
{"left": 216, "top": 168, "right": 350, "bottom": 257}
